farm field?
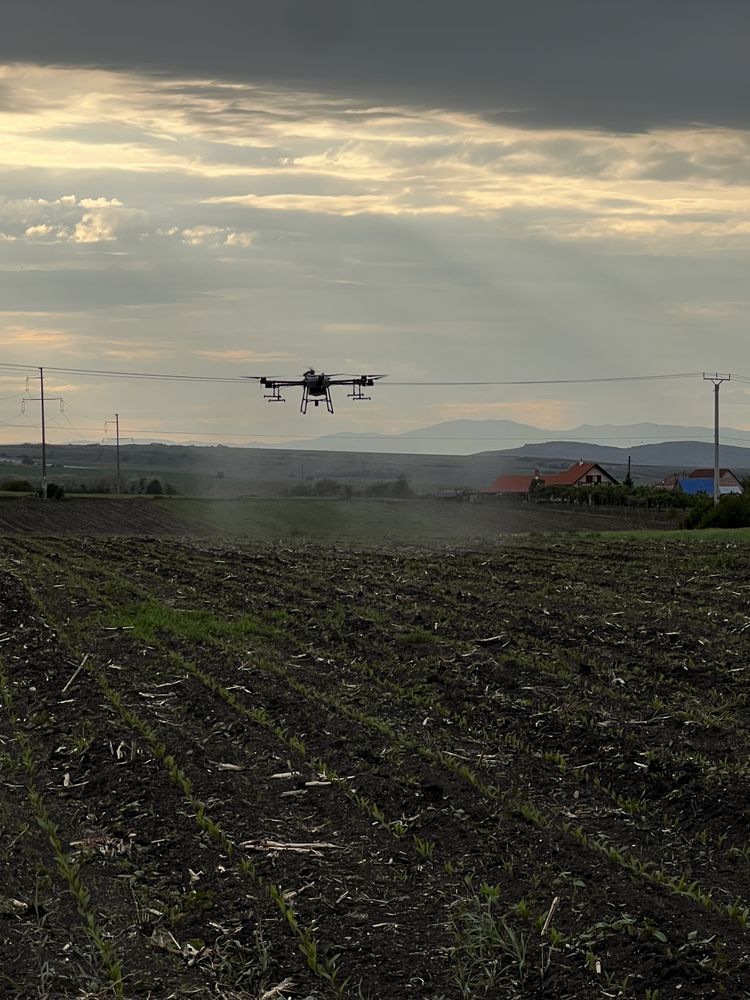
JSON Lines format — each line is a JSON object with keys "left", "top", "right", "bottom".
{"left": 0, "top": 495, "right": 672, "bottom": 539}
{"left": 2, "top": 533, "right": 750, "bottom": 998}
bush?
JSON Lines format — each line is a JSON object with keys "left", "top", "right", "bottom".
{"left": 287, "top": 479, "right": 355, "bottom": 498}
{"left": 0, "top": 478, "right": 34, "bottom": 492}
{"left": 365, "top": 475, "right": 415, "bottom": 499}
{"left": 685, "top": 494, "right": 750, "bottom": 530}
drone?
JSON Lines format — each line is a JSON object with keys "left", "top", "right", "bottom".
{"left": 246, "top": 368, "right": 385, "bottom": 413}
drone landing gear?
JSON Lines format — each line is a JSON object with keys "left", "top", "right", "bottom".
{"left": 347, "top": 383, "right": 372, "bottom": 403}
{"left": 263, "top": 384, "right": 286, "bottom": 404}
{"left": 301, "top": 387, "right": 334, "bottom": 414}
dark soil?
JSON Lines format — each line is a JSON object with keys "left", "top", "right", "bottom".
{"left": 2, "top": 533, "right": 750, "bottom": 998}
{"left": 0, "top": 494, "right": 672, "bottom": 538}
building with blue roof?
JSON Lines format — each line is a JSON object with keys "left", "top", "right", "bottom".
{"left": 675, "top": 477, "right": 742, "bottom": 496}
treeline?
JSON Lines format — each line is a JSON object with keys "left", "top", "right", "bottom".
{"left": 0, "top": 476, "right": 179, "bottom": 496}
{"left": 67, "top": 476, "right": 179, "bottom": 495}
{"left": 528, "top": 480, "right": 750, "bottom": 529}
{"left": 529, "top": 482, "right": 695, "bottom": 509}
{"left": 285, "top": 475, "right": 415, "bottom": 499}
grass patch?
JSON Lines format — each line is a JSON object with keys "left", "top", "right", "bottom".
{"left": 596, "top": 526, "right": 750, "bottom": 541}
{"left": 127, "top": 600, "right": 286, "bottom": 643}
{"left": 396, "top": 627, "right": 441, "bottom": 645}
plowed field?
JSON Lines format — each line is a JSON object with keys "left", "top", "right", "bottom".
{"left": 0, "top": 494, "right": 671, "bottom": 539}
{"left": 2, "top": 534, "right": 750, "bottom": 998}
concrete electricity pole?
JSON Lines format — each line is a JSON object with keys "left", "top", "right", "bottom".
{"left": 23, "top": 368, "right": 62, "bottom": 498}
{"left": 115, "top": 413, "right": 121, "bottom": 494}
{"left": 106, "top": 414, "right": 122, "bottom": 493}
{"left": 703, "top": 372, "right": 731, "bottom": 506}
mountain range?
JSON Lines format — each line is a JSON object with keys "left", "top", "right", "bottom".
{"left": 271, "top": 419, "right": 749, "bottom": 458}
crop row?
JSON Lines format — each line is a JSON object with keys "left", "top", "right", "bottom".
{"left": 43, "top": 535, "right": 750, "bottom": 868}
{"left": 7, "top": 536, "right": 750, "bottom": 994}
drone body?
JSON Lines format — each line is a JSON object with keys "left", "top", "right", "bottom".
{"left": 247, "top": 368, "right": 384, "bottom": 413}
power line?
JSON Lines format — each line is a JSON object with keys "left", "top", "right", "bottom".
{"left": 0, "top": 360, "right": 704, "bottom": 387}
{"left": 0, "top": 362, "right": 248, "bottom": 384}
{"left": 385, "top": 373, "right": 702, "bottom": 386}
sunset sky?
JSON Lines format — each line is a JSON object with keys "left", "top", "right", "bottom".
{"left": 1, "top": 1, "right": 749, "bottom": 448}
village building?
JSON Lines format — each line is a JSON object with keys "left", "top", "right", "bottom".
{"left": 549, "top": 461, "right": 619, "bottom": 487}
{"left": 657, "top": 468, "right": 744, "bottom": 494}
{"left": 480, "top": 472, "right": 543, "bottom": 496}
{"left": 481, "top": 461, "right": 618, "bottom": 497}
{"left": 674, "top": 477, "right": 743, "bottom": 497}
{"left": 689, "top": 468, "right": 743, "bottom": 490}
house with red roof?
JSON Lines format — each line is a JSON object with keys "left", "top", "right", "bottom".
{"left": 480, "top": 472, "right": 544, "bottom": 495}
{"left": 482, "top": 461, "right": 618, "bottom": 496}
{"left": 549, "top": 461, "right": 619, "bottom": 487}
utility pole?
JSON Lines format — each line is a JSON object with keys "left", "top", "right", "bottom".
{"left": 104, "top": 416, "right": 134, "bottom": 491}
{"left": 40, "top": 368, "right": 46, "bottom": 497}
{"left": 113, "top": 413, "right": 121, "bottom": 494}
{"left": 23, "top": 368, "right": 62, "bottom": 498}
{"left": 703, "top": 373, "right": 731, "bottom": 506}
{"left": 105, "top": 414, "right": 122, "bottom": 493}
{"left": 116, "top": 413, "right": 121, "bottom": 494}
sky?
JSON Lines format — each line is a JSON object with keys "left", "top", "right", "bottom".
{"left": 1, "top": 0, "right": 749, "bottom": 450}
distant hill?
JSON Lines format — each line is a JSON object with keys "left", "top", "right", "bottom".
{"left": 273, "top": 419, "right": 750, "bottom": 456}
{"left": 2, "top": 431, "right": 749, "bottom": 496}
{"left": 488, "top": 438, "right": 750, "bottom": 470}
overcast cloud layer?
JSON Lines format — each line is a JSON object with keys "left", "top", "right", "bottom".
{"left": 0, "top": 3, "right": 749, "bottom": 447}
{"left": 4, "top": 1, "right": 750, "bottom": 133}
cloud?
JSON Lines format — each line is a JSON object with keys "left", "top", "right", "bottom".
{"left": 668, "top": 301, "right": 750, "bottom": 321}
{"left": 0, "top": 66, "right": 749, "bottom": 254}
{"left": 179, "top": 225, "right": 223, "bottom": 245}
{"left": 25, "top": 223, "right": 60, "bottom": 241}
{"left": 1, "top": 1, "right": 749, "bottom": 133}
{"left": 100, "top": 340, "right": 169, "bottom": 360}
{"left": 0, "top": 192, "right": 146, "bottom": 245}
{"left": 193, "top": 349, "right": 295, "bottom": 362}
{"left": 322, "top": 322, "right": 418, "bottom": 335}
{"left": 206, "top": 192, "right": 460, "bottom": 217}
{"left": 174, "top": 225, "right": 255, "bottom": 247}
{"left": 722, "top": 389, "right": 750, "bottom": 404}
{"left": 222, "top": 230, "right": 255, "bottom": 247}
{"left": 1, "top": 323, "right": 77, "bottom": 351}
{"left": 72, "top": 204, "right": 145, "bottom": 243}
{"left": 0, "top": 62, "right": 747, "bottom": 444}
